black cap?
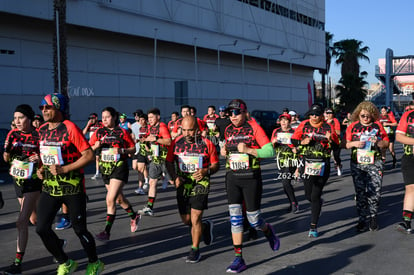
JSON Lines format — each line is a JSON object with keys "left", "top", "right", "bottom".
{"left": 308, "top": 104, "right": 323, "bottom": 116}
{"left": 15, "top": 104, "right": 35, "bottom": 121}
{"left": 283, "top": 108, "right": 289, "bottom": 113}
{"left": 133, "top": 109, "right": 143, "bottom": 116}
{"left": 227, "top": 99, "right": 247, "bottom": 111}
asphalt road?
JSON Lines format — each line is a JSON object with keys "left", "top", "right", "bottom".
{"left": 0, "top": 145, "right": 412, "bottom": 275}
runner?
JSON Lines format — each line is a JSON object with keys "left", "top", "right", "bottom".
{"left": 291, "top": 103, "right": 339, "bottom": 238}
{"left": 203, "top": 105, "right": 220, "bottom": 145}
{"left": 379, "top": 106, "right": 398, "bottom": 168}
{"left": 221, "top": 99, "right": 280, "bottom": 273}
{"left": 3, "top": 104, "right": 42, "bottom": 275}
{"left": 324, "top": 108, "right": 342, "bottom": 176}
{"left": 190, "top": 106, "right": 207, "bottom": 137}
{"left": 138, "top": 108, "right": 172, "bottom": 216}
{"left": 165, "top": 116, "right": 219, "bottom": 263}
{"left": 119, "top": 113, "right": 131, "bottom": 132}
{"left": 35, "top": 93, "right": 104, "bottom": 275}
{"left": 271, "top": 113, "right": 299, "bottom": 214}
{"left": 171, "top": 105, "right": 191, "bottom": 139}
{"left": 32, "top": 114, "right": 44, "bottom": 129}
{"left": 131, "top": 113, "right": 150, "bottom": 195}
{"left": 395, "top": 107, "right": 414, "bottom": 233}
{"left": 82, "top": 112, "right": 102, "bottom": 180}
{"left": 345, "top": 102, "right": 389, "bottom": 232}
{"left": 214, "top": 106, "right": 231, "bottom": 150}
{"left": 168, "top": 111, "right": 179, "bottom": 134}
{"left": 288, "top": 110, "right": 301, "bottom": 129}
{"left": 89, "top": 106, "right": 141, "bottom": 241}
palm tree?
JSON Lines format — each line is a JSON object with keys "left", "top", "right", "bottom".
{"left": 332, "top": 39, "right": 370, "bottom": 79}
{"left": 332, "top": 39, "right": 370, "bottom": 110}
{"left": 320, "top": 32, "right": 334, "bottom": 107}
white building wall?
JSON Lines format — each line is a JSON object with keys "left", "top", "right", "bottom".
{"left": 0, "top": 0, "right": 324, "bottom": 127}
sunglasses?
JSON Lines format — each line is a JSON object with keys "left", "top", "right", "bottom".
{"left": 325, "top": 112, "right": 333, "bottom": 114}
{"left": 39, "top": 105, "right": 54, "bottom": 111}
{"left": 360, "top": 114, "right": 371, "bottom": 119}
{"left": 229, "top": 109, "right": 243, "bottom": 116}
{"left": 88, "top": 116, "right": 96, "bottom": 119}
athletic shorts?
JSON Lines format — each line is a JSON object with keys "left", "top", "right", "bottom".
{"left": 225, "top": 170, "right": 262, "bottom": 212}
{"left": 148, "top": 162, "right": 170, "bottom": 180}
{"left": 133, "top": 153, "right": 148, "bottom": 164}
{"left": 176, "top": 185, "right": 208, "bottom": 214}
{"left": 401, "top": 155, "right": 414, "bottom": 185}
{"left": 102, "top": 162, "right": 129, "bottom": 184}
{"left": 14, "top": 179, "right": 42, "bottom": 198}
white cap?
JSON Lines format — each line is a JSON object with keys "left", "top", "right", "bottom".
{"left": 288, "top": 111, "right": 297, "bottom": 116}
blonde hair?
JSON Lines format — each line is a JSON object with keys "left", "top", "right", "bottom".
{"left": 351, "top": 101, "right": 380, "bottom": 122}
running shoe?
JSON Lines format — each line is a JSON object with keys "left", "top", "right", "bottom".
{"left": 57, "top": 259, "right": 78, "bottom": 275}
{"left": 130, "top": 214, "right": 141, "bottom": 232}
{"left": 356, "top": 221, "right": 367, "bottom": 232}
{"left": 55, "top": 217, "right": 72, "bottom": 230}
{"left": 91, "top": 174, "right": 100, "bottom": 180}
{"left": 265, "top": 223, "right": 280, "bottom": 251}
{"left": 369, "top": 216, "right": 379, "bottom": 231}
{"left": 3, "top": 262, "right": 21, "bottom": 275}
{"left": 292, "top": 203, "right": 300, "bottom": 214}
{"left": 202, "top": 220, "right": 214, "bottom": 246}
{"left": 396, "top": 222, "right": 413, "bottom": 234}
{"left": 95, "top": 231, "right": 110, "bottom": 241}
{"left": 336, "top": 164, "right": 342, "bottom": 176}
{"left": 142, "top": 182, "right": 149, "bottom": 191}
{"left": 138, "top": 206, "right": 154, "bottom": 216}
{"left": 85, "top": 260, "right": 104, "bottom": 275}
{"left": 308, "top": 229, "right": 319, "bottom": 238}
{"left": 186, "top": 249, "right": 201, "bottom": 263}
{"left": 134, "top": 188, "right": 145, "bottom": 194}
{"left": 226, "top": 256, "right": 247, "bottom": 273}
{"left": 247, "top": 228, "right": 258, "bottom": 241}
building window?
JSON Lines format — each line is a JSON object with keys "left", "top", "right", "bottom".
{"left": 175, "top": 81, "right": 188, "bottom": 105}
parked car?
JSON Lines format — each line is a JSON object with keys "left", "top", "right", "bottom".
{"left": 0, "top": 128, "right": 10, "bottom": 170}
{"left": 250, "top": 110, "right": 279, "bottom": 137}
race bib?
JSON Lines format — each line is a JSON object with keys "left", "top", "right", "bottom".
{"left": 151, "top": 144, "right": 159, "bottom": 157}
{"left": 207, "top": 122, "right": 215, "bottom": 130}
{"left": 304, "top": 160, "right": 325, "bottom": 176}
{"left": 10, "top": 159, "right": 34, "bottom": 179}
{"left": 40, "top": 145, "right": 64, "bottom": 166}
{"left": 357, "top": 149, "right": 375, "bottom": 164}
{"left": 384, "top": 126, "right": 391, "bottom": 134}
{"left": 178, "top": 155, "right": 203, "bottom": 173}
{"left": 229, "top": 153, "right": 249, "bottom": 171}
{"left": 101, "top": 148, "right": 120, "bottom": 162}
{"left": 276, "top": 133, "right": 293, "bottom": 145}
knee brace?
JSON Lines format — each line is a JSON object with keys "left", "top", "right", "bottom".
{"left": 229, "top": 204, "right": 244, "bottom": 233}
{"left": 246, "top": 210, "right": 265, "bottom": 231}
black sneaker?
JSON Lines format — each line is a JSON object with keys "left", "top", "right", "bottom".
{"left": 4, "top": 262, "right": 22, "bottom": 275}
{"left": 356, "top": 221, "right": 367, "bottom": 232}
{"left": 186, "top": 249, "right": 201, "bottom": 263}
{"left": 202, "top": 220, "right": 214, "bottom": 246}
{"left": 396, "top": 222, "right": 413, "bottom": 234}
{"left": 292, "top": 203, "right": 300, "bottom": 214}
{"left": 247, "top": 227, "right": 258, "bottom": 241}
{"left": 369, "top": 217, "right": 379, "bottom": 231}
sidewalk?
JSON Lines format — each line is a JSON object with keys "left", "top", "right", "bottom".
{"left": 0, "top": 145, "right": 412, "bottom": 275}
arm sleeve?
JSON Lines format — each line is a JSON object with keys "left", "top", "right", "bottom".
{"left": 256, "top": 142, "right": 275, "bottom": 158}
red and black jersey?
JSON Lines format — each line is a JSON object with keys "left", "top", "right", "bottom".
{"left": 148, "top": 122, "right": 171, "bottom": 162}
{"left": 203, "top": 114, "right": 219, "bottom": 127}
{"left": 224, "top": 119, "right": 270, "bottom": 171}
{"left": 4, "top": 128, "right": 40, "bottom": 160}
{"left": 346, "top": 121, "right": 389, "bottom": 162}
{"left": 173, "top": 117, "right": 207, "bottom": 135}
{"left": 138, "top": 124, "right": 149, "bottom": 139}
{"left": 325, "top": 118, "right": 341, "bottom": 132}
{"left": 396, "top": 110, "right": 414, "bottom": 155}
{"left": 86, "top": 121, "right": 103, "bottom": 139}
{"left": 379, "top": 114, "right": 397, "bottom": 124}
{"left": 166, "top": 135, "right": 218, "bottom": 180}
{"left": 167, "top": 120, "right": 176, "bottom": 132}
{"left": 291, "top": 119, "right": 339, "bottom": 159}
{"left": 89, "top": 125, "right": 135, "bottom": 160}
{"left": 271, "top": 128, "right": 295, "bottom": 149}
{"left": 38, "top": 120, "right": 90, "bottom": 196}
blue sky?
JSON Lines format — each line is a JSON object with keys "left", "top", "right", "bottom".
{"left": 325, "top": 0, "right": 413, "bottom": 85}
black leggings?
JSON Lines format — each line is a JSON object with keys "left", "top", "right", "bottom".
{"left": 280, "top": 166, "right": 298, "bottom": 204}
{"left": 303, "top": 161, "right": 330, "bottom": 226}
{"left": 36, "top": 192, "right": 98, "bottom": 264}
